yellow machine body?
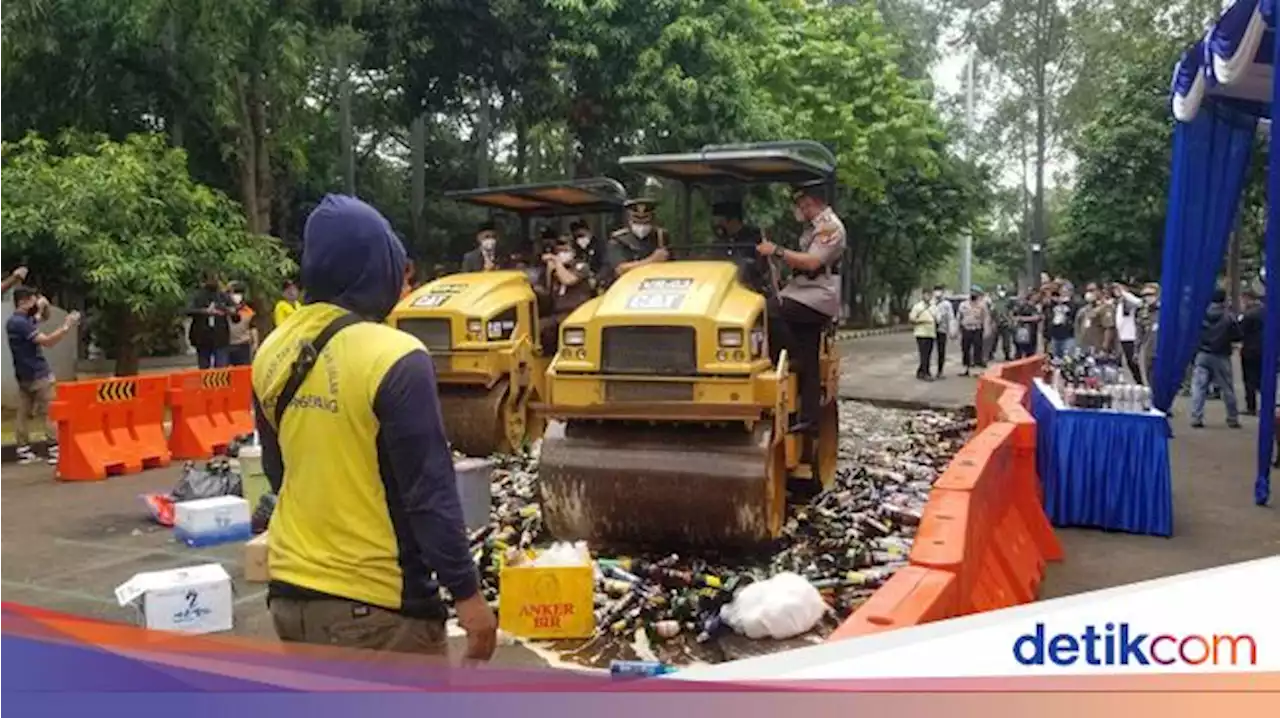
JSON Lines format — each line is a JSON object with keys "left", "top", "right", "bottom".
{"left": 389, "top": 271, "right": 548, "bottom": 455}
{"left": 537, "top": 261, "right": 840, "bottom": 549}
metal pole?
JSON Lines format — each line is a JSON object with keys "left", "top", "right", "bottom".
{"left": 960, "top": 51, "right": 975, "bottom": 294}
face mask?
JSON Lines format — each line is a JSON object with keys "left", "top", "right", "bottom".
{"left": 998, "top": 290, "right": 1007, "bottom": 298}
{"left": 793, "top": 207, "right": 806, "bottom": 223}
{"left": 631, "top": 223, "right": 651, "bottom": 239}
{"left": 480, "top": 237, "right": 497, "bottom": 252}
{"left": 1084, "top": 291, "right": 1096, "bottom": 302}
{"left": 557, "top": 250, "right": 575, "bottom": 264}
{"left": 933, "top": 291, "right": 942, "bottom": 299}
{"left": 1144, "top": 295, "right": 1157, "bottom": 305}
{"left": 575, "top": 234, "right": 591, "bottom": 249}
{"left": 231, "top": 294, "right": 243, "bottom": 305}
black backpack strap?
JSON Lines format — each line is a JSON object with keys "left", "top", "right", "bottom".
{"left": 272, "top": 312, "right": 363, "bottom": 430}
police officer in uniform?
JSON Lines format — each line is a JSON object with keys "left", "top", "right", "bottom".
{"left": 601, "top": 197, "right": 670, "bottom": 287}
{"left": 756, "top": 180, "right": 846, "bottom": 435}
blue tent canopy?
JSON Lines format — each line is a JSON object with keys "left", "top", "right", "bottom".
{"left": 1163, "top": 0, "right": 1278, "bottom": 505}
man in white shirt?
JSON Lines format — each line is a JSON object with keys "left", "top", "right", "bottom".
{"left": 931, "top": 285, "right": 956, "bottom": 378}
{"left": 1111, "top": 282, "right": 1144, "bottom": 384}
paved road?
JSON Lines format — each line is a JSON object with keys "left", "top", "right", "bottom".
{"left": 838, "top": 332, "right": 983, "bottom": 409}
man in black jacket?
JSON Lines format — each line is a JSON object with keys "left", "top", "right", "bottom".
{"left": 187, "top": 273, "right": 234, "bottom": 369}
{"left": 1190, "top": 289, "right": 1242, "bottom": 429}
{"left": 1239, "top": 290, "right": 1265, "bottom": 415}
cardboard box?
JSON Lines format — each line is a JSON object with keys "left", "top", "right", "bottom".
{"left": 498, "top": 554, "right": 595, "bottom": 640}
{"left": 174, "top": 496, "right": 252, "bottom": 547}
{"left": 244, "top": 531, "right": 270, "bottom": 583}
{"left": 114, "top": 564, "right": 233, "bottom": 634}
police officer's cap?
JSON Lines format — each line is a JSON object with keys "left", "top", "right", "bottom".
{"left": 569, "top": 219, "right": 589, "bottom": 232}
{"left": 790, "top": 179, "right": 829, "bottom": 202}
{"left": 476, "top": 221, "right": 497, "bottom": 235}
{"left": 624, "top": 197, "right": 657, "bottom": 211}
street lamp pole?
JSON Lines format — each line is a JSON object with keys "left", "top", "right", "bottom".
{"left": 960, "top": 50, "right": 976, "bottom": 294}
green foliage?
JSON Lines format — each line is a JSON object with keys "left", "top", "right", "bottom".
{"left": 1, "top": 132, "right": 294, "bottom": 367}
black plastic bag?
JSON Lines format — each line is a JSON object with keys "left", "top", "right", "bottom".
{"left": 170, "top": 460, "right": 244, "bottom": 503}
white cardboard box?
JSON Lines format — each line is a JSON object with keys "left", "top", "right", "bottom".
{"left": 114, "top": 564, "right": 233, "bottom": 634}
{"left": 174, "top": 496, "right": 252, "bottom": 547}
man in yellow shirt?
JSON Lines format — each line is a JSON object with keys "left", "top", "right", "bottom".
{"left": 272, "top": 280, "right": 302, "bottom": 328}
{"left": 252, "top": 195, "right": 496, "bottom": 659}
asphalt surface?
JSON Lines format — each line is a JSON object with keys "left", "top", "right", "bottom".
{"left": 2, "top": 332, "right": 1275, "bottom": 661}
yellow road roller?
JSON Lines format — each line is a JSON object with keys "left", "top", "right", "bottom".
{"left": 390, "top": 177, "right": 626, "bottom": 456}
{"left": 537, "top": 141, "right": 843, "bottom": 549}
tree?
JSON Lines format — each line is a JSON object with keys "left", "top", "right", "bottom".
{"left": 1, "top": 133, "right": 294, "bottom": 375}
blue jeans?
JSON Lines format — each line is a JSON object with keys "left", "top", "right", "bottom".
{"left": 197, "top": 347, "right": 230, "bottom": 369}
{"left": 1190, "top": 352, "right": 1238, "bottom": 424}
{"left": 1049, "top": 337, "right": 1075, "bottom": 358}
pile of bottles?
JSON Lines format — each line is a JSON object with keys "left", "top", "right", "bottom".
{"left": 1062, "top": 383, "right": 1152, "bottom": 413}
{"left": 460, "top": 402, "right": 973, "bottom": 668}
{"left": 1048, "top": 348, "right": 1152, "bottom": 413}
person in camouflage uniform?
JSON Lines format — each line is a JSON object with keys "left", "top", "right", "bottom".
{"left": 1136, "top": 283, "right": 1160, "bottom": 386}
{"left": 989, "top": 285, "right": 1015, "bottom": 362}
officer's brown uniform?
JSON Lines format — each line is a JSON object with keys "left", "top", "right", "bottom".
{"left": 769, "top": 205, "right": 847, "bottom": 432}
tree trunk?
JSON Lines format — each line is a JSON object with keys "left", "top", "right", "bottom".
{"left": 1227, "top": 218, "right": 1242, "bottom": 311}
{"left": 112, "top": 311, "right": 142, "bottom": 377}
{"left": 252, "top": 72, "right": 272, "bottom": 234}
{"left": 234, "top": 73, "right": 261, "bottom": 233}
{"left": 411, "top": 113, "right": 426, "bottom": 247}
{"left": 515, "top": 112, "right": 529, "bottom": 184}
{"left": 476, "top": 85, "right": 492, "bottom": 188}
{"left": 340, "top": 47, "right": 355, "bottom": 195}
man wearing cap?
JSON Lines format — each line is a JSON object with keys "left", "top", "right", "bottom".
{"left": 461, "top": 222, "right": 502, "bottom": 273}
{"left": 755, "top": 181, "right": 846, "bottom": 435}
{"left": 601, "top": 198, "right": 669, "bottom": 287}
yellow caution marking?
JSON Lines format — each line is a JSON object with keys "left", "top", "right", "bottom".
{"left": 96, "top": 380, "right": 138, "bottom": 403}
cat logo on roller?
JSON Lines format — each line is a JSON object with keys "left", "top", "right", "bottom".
{"left": 96, "top": 380, "right": 137, "bottom": 403}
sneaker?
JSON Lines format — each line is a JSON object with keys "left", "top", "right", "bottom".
{"left": 45, "top": 443, "right": 60, "bottom": 465}
{"left": 1190, "top": 421, "right": 1205, "bottom": 429}
{"left": 1226, "top": 420, "right": 1241, "bottom": 429}
{"left": 15, "top": 445, "right": 38, "bottom": 465}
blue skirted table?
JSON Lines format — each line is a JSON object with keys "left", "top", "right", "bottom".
{"left": 1031, "top": 379, "right": 1174, "bottom": 537}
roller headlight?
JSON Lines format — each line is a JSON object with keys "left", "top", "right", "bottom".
{"left": 466, "top": 318, "right": 483, "bottom": 335}
{"left": 563, "top": 327, "right": 586, "bottom": 346}
{"left": 718, "top": 328, "right": 744, "bottom": 348}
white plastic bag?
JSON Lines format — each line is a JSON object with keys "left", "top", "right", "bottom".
{"left": 530, "top": 541, "right": 590, "bottom": 567}
{"left": 719, "top": 572, "right": 827, "bottom": 640}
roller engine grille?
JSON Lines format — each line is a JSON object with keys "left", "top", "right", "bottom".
{"left": 397, "top": 318, "right": 453, "bottom": 352}
{"left": 602, "top": 326, "right": 697, "bottom": 375}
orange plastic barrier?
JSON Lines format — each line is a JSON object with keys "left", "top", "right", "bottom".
{"left": 828, "top": 567, "right": 958, "bottom": 641}
{"left": 828, "top": 354, "right": 1060, "bottom": 642}
{"left": 997, "top": 387, "right": 1063, "bottom": 561}
{"left": 167, "top": 367, "right": 254, "bottom": 459}
{"left": 48, "top": 376, "right": 172, "bottom": 481}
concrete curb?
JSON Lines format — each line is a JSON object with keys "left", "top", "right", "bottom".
{"left": 836, "top": 325, "right": 911, "bottom": 341}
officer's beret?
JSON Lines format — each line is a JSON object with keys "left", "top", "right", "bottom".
{"left": 476, "top": 221, "right": 497, "bottom": 235}
{"left": 790, "top": 178, "right": 829, "bottom": 202}
{"left": 569, "top": 219, "right": 589, "bottom": 232}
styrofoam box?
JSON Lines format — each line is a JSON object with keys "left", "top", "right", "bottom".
{"left": 114, "top": 564, "right": 233, "bottom": 634}
{"left": 174, "top": 496, "right": 252, "bottom": 547}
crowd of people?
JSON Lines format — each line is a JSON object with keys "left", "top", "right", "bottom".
{"left": 910, "top": 277, "right": 1164, "bottom": 384}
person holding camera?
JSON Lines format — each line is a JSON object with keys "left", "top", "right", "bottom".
{"left": 6, "top": 286, "right": 80, "bottom": 465}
